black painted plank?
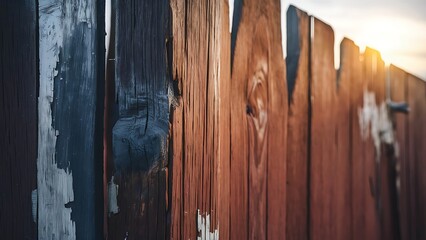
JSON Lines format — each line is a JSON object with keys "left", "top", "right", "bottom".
{"left": 37, "top": 0, "right": 104, "bottom": 238}
{"left": 107, "top": 0, "right": 171, "bottom": 238}
{"left": 0, "top": 1, "right": 38, "bottom": 239}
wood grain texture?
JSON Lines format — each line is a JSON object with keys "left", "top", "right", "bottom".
{"left": 309, "top": 17, "right": 337, "bottom": 240}
{"left": 0, "top": 1, "right": 37, "bottom": 239}
{"left": 170, "top": 0, "right": 230, "bottom": 239}
{"left": 107, "top": 0, "right": 170, "bottom": 239}
{"left": 407, "top": 74, "right": 426, "bottom": 240}
{"left": 285, "top": 6, "right": 310, "bottom": 240}
{"left": 230, "top": 0, "right": 287, "bottom": 239}
{"left": 389, "top": 65, "right": 408, "bottom": 240}
{"left": 38, "top": 0, "right": 104, "bottom": 239}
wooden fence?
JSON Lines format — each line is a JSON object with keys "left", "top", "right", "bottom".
{"left": 1, "top": 0, "right": 426, "bottom": 239}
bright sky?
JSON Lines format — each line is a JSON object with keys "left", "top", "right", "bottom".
{"left": 229, "top": 0, "right": 426, "bottom": 80}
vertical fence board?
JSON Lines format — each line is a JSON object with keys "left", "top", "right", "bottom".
{"left": 230, "top": 0, "right": 287, "bottom": 239}
{"left": 335, "top": 38, "right": 356, "bottom": 239}
{"left": 360, "top": 48, "right": 383, "bottom": 240}
{"left": 346, "top": 39, "right": 366, "bottom": 240}
{"left": 309, "top": 17, "right": 336, "bottom": 240}
{"left": 170, "top": 0, "right": 230, "bottom": 239}
{"left": 285, "top": 6, "right": 310, "bottom": 240}
{"left": 407, "top": 74, "right": 426, "bottom": 240}
{"left": 379, "top": 65, "right": 405, "bottom": 240}
{"left": 0, "top": 1, "right": 37, "bottom": 239}
{"left": 389, "top": 65, "right": 408, "bottom": 240}
{"left": 107, "top": 0, "right": 170, "bottom": 239}
{"left": 38, "top": 0, "right": 104, "bottom": 239}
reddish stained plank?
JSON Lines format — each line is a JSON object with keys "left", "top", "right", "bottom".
{"left": 285, "top": 6, "right": 310, "bottom": 240}
{"left": 309, "top": 17, "right": 337, "bottom": 240}
{"left": 170, "top": 0, "right": 230, "bottom": 239}
{"left": 230, "top": 0, "right": 287, "bottom": 239}
{"left": 407, "top": 74, "right": 426, "bottom": 240}
{"left": 214, "top": 1, "right": 232, "bottom": 239}
{"left": 389, "top": 65, "right": 408, "bottom": 240}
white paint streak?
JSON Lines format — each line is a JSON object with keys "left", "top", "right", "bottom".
{"left": 197, "top": 209, "right": 219, "bottom": 240}
{"left": 37, "top": 0, "right": 94, "bottom": 238}
{"left": 107, "top": 176, "right": 119, "bottom": 215}
{"left": 358, "top": 90, "right": 395, "bottom": 162}
{"left": 31, "top": 189, "right": 37, "bottom": 223}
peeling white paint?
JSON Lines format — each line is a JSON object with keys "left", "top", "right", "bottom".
{"left": 358, "top": 90, "right": 395, "bottom": 162}
{"left": 197, "top": 209, "right": 219, "bottom": 240}
{"left": 107, "top": 176, "right": 119, "bottom": 215}
{"left": 38, "top": 1, "right": 80, "bottom": 239}
{"left": 168, "top": 84, "right": 178, "bottom": 109}
{"left": 31, "top": 189, "right": 37, "bottom": 223}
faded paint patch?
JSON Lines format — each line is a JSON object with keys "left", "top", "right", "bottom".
{"left": 197, "top": 209, "right": 219, "bottom": 240}
{"left": 31, "top": 189, "right": 37, "bottom": 223}
{"left": 358, "top": 90, "right": 395, "bottom": 161}
{"left": 107, "top": 176, "right": 119, "bottom": 215}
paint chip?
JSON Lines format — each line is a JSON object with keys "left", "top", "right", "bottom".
{"left": 197, "top": 209, "right": 219, "bottom": 240}
{"left": 108, "top": 176, "right": 119, "bottom": 215}
{"left": 31, "top": 189, "right": 37, "bottom": 223}
{"left": 358, "top": 90, "right": 395, "bottom": 162}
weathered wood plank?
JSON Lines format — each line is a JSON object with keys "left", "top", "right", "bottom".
{"left": 107, "top": 0, "right": 170, "bottom": 239}
{"left": 309, "top": 17, "right": 336, "bottom": 240}
{"left": 170, "top": 0, "right": 230, "bottom": 239}
{"left": 230, "top": 0, "right": 287, "bottom": 239}
{"left": 377, "top": 65, "right": 405, "bottom": 240}
{"left": 358, "top": 47, "right": 383, "bottom": 240}
{"left": 407, "top": 74, "right": 426, "bottom": 240}
{"left": 389, "top": 64, "right": 408, "bottom": 240}
{"left": 334, "top": 38, "right": 356, "bottom": 239}
{"left": 285, "top": 6, "right": 310, "bottom": 240}
{"left": 0, "top": 1, "right": 37, "bottom": 238}
{"left": 38, "top": 0, "right": 104, "bottom": 238}
{"left": 347, "top": 39, "right": 366, "bottom": 240}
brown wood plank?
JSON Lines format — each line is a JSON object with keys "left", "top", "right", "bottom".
{"left": 170, "top": 0, "right": 230, "bottom": 239}
{"left": 0, "top": 1, "right": 37, "bottom": 238}
{"left": 407, "top": 74, "right": 426, "bottom": 240}
{"left": 230, "top": 0, "right": 287, "bottom": 239}
{"left": 285, "top": 6, "right": 310, "bottom": 240}
{"left": 389, "top": 65, "right": 408, "bottom": 240}
{"left": 309, "top": 17, "right": 336, "bottom": 240}
{"left": 215, "top": 1, "right": 232, "bottom": 239}
{"left": 334, "top": 38, "right": 357, "bottom": 240}
{"left": 347, "top": 39, "right": 366, "bottom": 240}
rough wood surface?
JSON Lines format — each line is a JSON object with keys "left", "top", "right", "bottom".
{"left": 170, "top": 1, "right": 230, "bottom": 239}
{"left": 230, "top": 0, "right": 287, "bottom": 239}
{"left": 285, "top": 6, "right": 310, "bottom": 240}
{"left": 38, "top": 0, "right": 104, "bottom": 239}
{"left": 0, "top": 1, "right": 37, "bottom": 239}
{"left": 407, "top": 74, "right": 426, "bottom": 240}
{"left": 107, "top": 0, "right": 170, "bottom": 239}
